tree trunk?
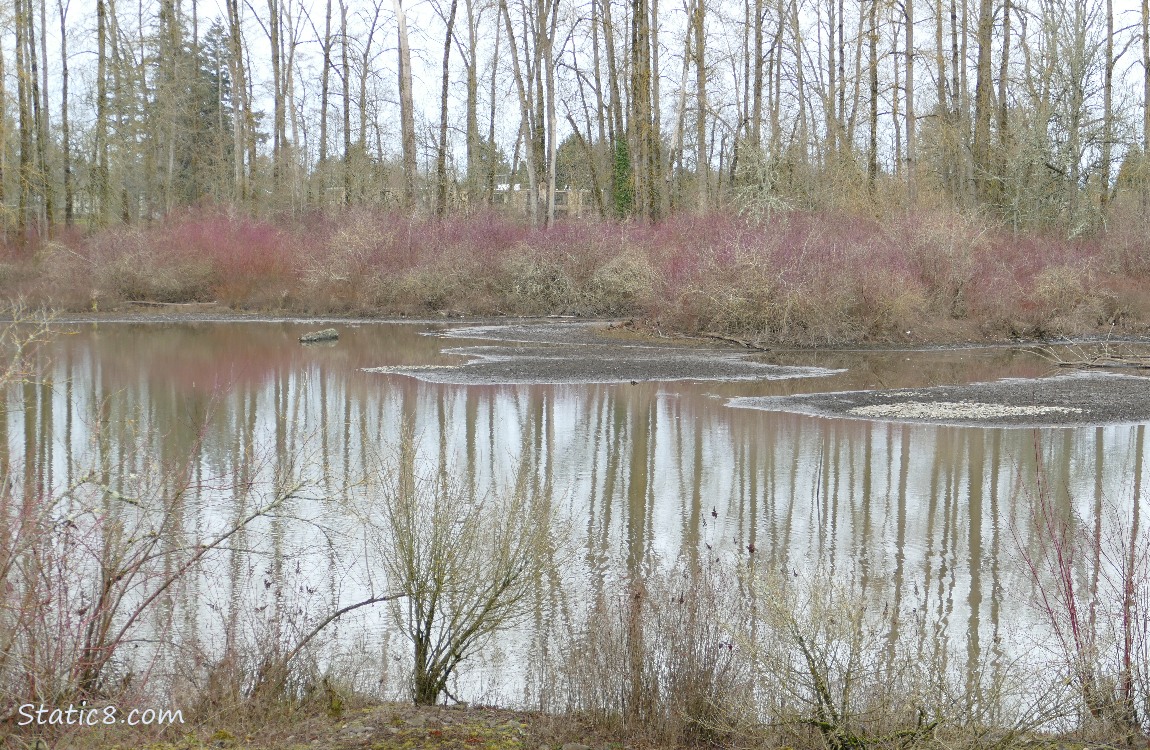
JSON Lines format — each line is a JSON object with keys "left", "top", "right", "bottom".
{"left": 395, "top": 0, "right": 419, "bottom": 208}
{"left": 319, "top": 0, "right": 332, "bottom": 175}
{"left": 544, "top": 0, "right": 559, "bottom": 224}
{"left": 669, "top": 0, "right": 695, "bottom": 208}
{"left": 245, "top": 65, "right": 258, "bottom": 208}
{"left": 752, "top": 0, "right": 764, "bottom": 145}
{"left": 27, "top": 0, "right": 51, "bottom": 232}
{"left": 653, "top": 0, "right": 666, "bottom": 215}
{"left": 436, "top": 0, "right": 459, "bottom": 216}
{"left": 972, "top": 0, "right": 994, "bottom": 204}
{"left": 340, "top": 0, "right": 351, "bottom": 204}
{"left": 846, "top": 0, "right": 863, "bottom": 146}
{"left": 996, "top": 0, "right": 1009, "bottom": 204}
{"left": 695, "top": 0, "right": 707, "bottom": 212}
{"left": 602, "top": 0, "right": 627, "bottom": 213}
{"left": 95, "top": 0, "right": 109, "bottom": 224}
{"left": 867, "top": 0, "right": 878, "bottom": 191}
{"left": 500, "top": 0, "right": 540, "bottom": 224}
{"left": 287, "top": 0, "right": 303, "bottom": 208}
{"left": 893, "top": 3, "right": 901, "bottom": 179}
{"left": 268, "top": 0, "right": 283, "bottom": 186}
{"left": 487, "top": 19, "right": 500, "bottom": 203}
{"left": 39, "top": 0, "right": 52, "bottom": 228}
{"left": 529, "top": 0, "right": 549, "bottom": 220}
{"left": 1099, "top": 0, "right": 1113, "bottom": 219}
{"left": 591, "top": 0, "right": 607, "bottom": 147}
{"left": 792, "top": 0, "right": 808, "bottom": 164}
{"left": 951, "top": 0, "right": 968, "bottom": 202}
{"left": 464, "top": 0, "right": 480, "bottom": 202}
{"left": 1143, "top": 0, "right": 1149, "bottom": 213}
{"left": 107, "top": 0, "right": 130, "bottom": 222}
{"left": 935, "top": 0, "right": 949, "bottom": 194}
{"left": 0, "top": 34, "right": 6, "bottom": 239}
{"left": 590, "top": 0, "right": 611, "bottom": 211}
{"left": 602, "top": 0, "right": 625, "bottom": 143}
{"left": 905, "top": 0, "right": 916, "bottom": 202}
{"left": 15, "top": 0, "right": 33, "bottom": 240}
{"left": 359, "top": 5, "right": 382, "bottom": 203}
{"left": 226, "top": 0, "right": 248, "bottom": 201}
{"left": 742, "top": 0, "right": 751, "bottom": 149}
{"left": 827, "top": 0, "right": 837, "bottom": 160}
{"left": 837, "top": 0, "right": 844, "bottom": 133}
{"left": 769, "top": 0, "right": 785, "bottom": 157}
{"left": 58, "top": 0, "right": 73, "bottom": 225}
{"left": 1067, "top": 0, "right": 1084, "bottom": 224}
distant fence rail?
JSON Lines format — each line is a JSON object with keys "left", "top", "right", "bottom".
{"left": 492, "top": 187, "right": 591, "bottom": 218}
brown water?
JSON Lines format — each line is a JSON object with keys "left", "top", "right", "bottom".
{"left": 6, "top": 320, "right": 1147, "bottom": 706}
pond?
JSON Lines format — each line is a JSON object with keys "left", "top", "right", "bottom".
{"left": 5, "top": 319, "right": 1148, "bottom": 710}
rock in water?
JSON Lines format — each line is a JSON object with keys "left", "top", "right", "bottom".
{"left": 299, "top": 328, "right": 339, "bottom": 343}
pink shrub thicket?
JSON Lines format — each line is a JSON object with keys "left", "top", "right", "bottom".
{"left": 3, "top": 208, "right": 1145, "bottom": 344}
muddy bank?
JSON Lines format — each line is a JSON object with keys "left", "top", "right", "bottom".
{"left": 362, "top": 321, "right": 846, "bottom": 385}
{"left": 728, "top": 371, "right": 1150, "bottom": 427}
{"left": 365, "top": 335, "right": 840, "bottom": 386}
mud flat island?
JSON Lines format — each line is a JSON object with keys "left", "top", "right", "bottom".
{"left": 728, "top": 371, "right": 1150, "bottom": 427}
{"left": 363, "top": 341, "right": 841, "bottom": 385}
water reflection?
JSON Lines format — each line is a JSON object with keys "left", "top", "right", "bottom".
{"left": 5, "top": 321, "right": 1150, "bottom": 704}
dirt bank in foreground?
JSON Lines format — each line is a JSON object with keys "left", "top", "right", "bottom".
{"left": 8, "top": 702, "right": 619, "bottom": 750}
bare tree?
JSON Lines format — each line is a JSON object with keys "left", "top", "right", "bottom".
{"left": 0, "top": 10, "right": 8, "bottom": 240}
{"left": 905, "top": 0, "right": 916, "bottom": 202}
{"left": 1144, "top": 0, "right": 1149, "bottom": 212}
{"left": 695, "top": 0, "right": 708, "bottom": 211}
{"left": 15, "top": 0, "right": 34, "bottom": 240}
{"left": 318, "top": 0, "right": 332, "bottom": 183}
{"left": 972, "top": 0, "right": 995, "bottom": 204}
{"left": 867, "top": 0, "right": 879, "bottom": 191}
{"left": 57, "top": 0, "right": 73, "bottom": 225}
{"left": 340, "top": 0, "right": 352, "bottom": 203}
{"left": 436, "top": 0, "right": 460, "bottom": 216}
{"left": 362, "top": 429, "right": 554, "bottom": 706}
{"left": 395, "top": 0, "right": 419, "bottom": 207}
{"left": 1100, "top": 0, "right": 1114, "bottom": 219}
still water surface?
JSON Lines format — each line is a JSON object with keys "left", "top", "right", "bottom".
{"left": 6, "top": 321, "right": 1148, "bottom": 705}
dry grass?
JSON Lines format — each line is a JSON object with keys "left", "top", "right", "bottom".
{"left": 2, "top": 207, "right": 1147, "bottom": 345}
{"left": 540, "top": 560, "right": 754, "bottom": 747}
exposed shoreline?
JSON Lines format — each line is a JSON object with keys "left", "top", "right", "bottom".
{"left": 25, "top": 307, "right": 1150, "bottom": 350}
{"left": 23, "top": 311, "right": 1150, "bottom": 427}
{"left": 728, "top": 371, "right": 1150, "bottom": 428}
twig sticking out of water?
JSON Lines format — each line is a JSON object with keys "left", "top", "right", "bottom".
{"left": 1037, "top": 340, "right": 1150, "bottom": 370}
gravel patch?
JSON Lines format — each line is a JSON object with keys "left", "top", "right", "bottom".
{"left": 847, "top": 401, "right": 1083, "bottom": 419}
{"left": 365, "top": 341, "right": 840, "bottom": 385}
{"left": 728, "top": 372, "right": 1150, "bottom": 427}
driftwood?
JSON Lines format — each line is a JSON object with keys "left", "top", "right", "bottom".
{"left": 299, "top": 328, "right": 340, "bottom": 343}
{"left": 127, "top": 300, "right": 219, "bottom": 307}
{"left": 1053, "top": 354, "right": 1150, "bottom": 370}
{"left": 700, "top": 331, "right": 771, "bottom": 351}
{"left": 1038, "top": 341, "right": 1150, "bottom": 370}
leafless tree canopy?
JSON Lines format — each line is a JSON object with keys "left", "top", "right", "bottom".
{"left": 0, "top": 0, "right": 1147, "bottom": 232}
